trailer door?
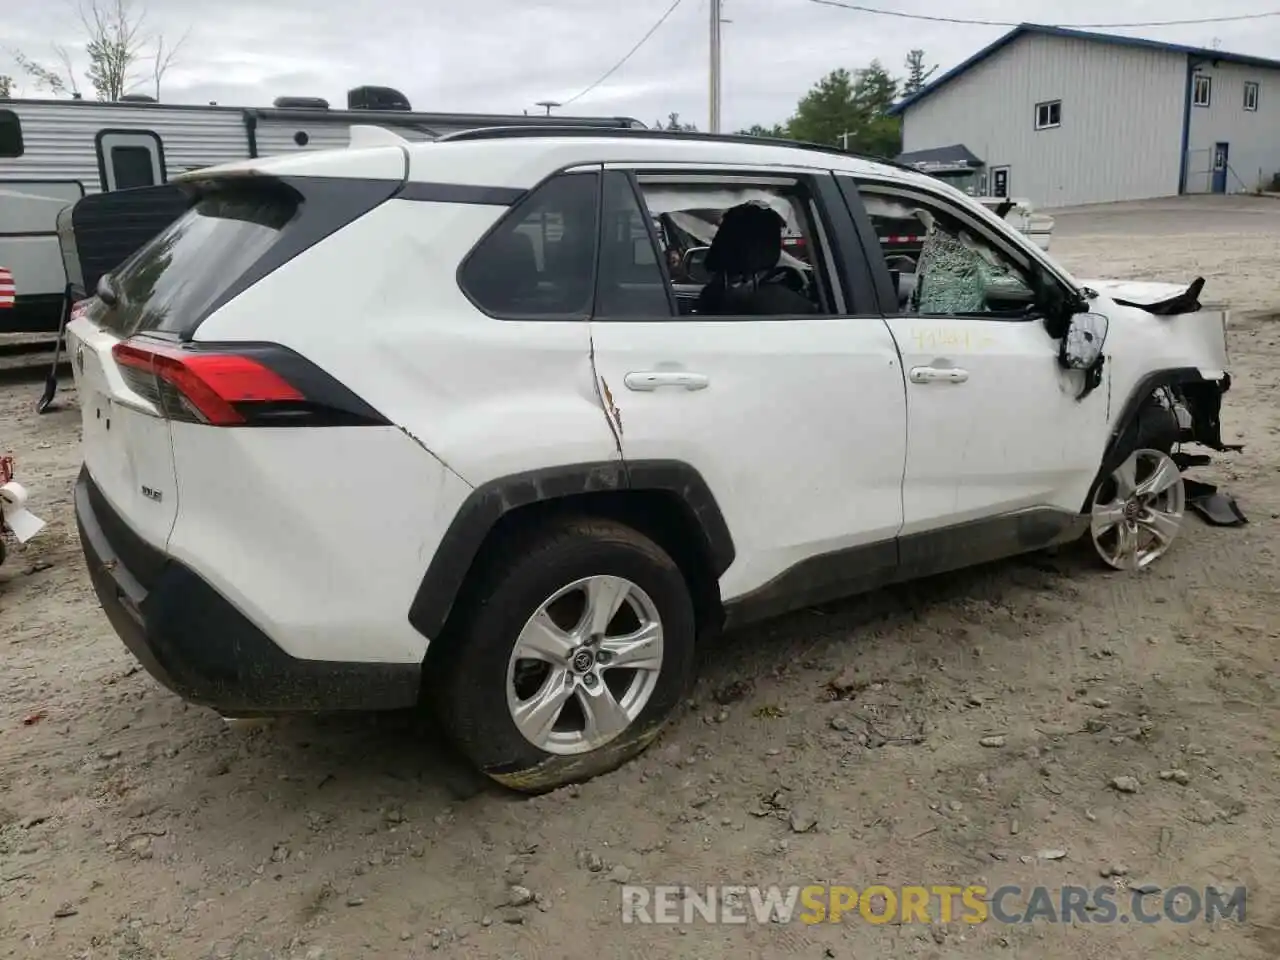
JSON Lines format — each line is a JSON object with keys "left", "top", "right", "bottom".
{"left": 96, "top": 130, "right": 166, "bottom": 191}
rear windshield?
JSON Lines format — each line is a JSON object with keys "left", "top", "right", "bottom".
{"left": 99, "top": 188, "right": 297, "bottom": 337}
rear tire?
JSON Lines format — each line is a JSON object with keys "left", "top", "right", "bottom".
{"left": 431, "top": 517, "right": 696, "bottom": 793}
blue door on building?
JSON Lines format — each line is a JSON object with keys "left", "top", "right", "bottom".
{"left": 1212, "top": 142, "right": 1229, "bottom": 194}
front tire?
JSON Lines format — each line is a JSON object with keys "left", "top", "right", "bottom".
{"left": 433, "top": 517, "right": 696, "bottom": 793}
{"left": 1087, "top": 447, "right": 1186, "bottom": 570}
{"left": 1084, "top": 395, "right": 1185, "bottom": 570}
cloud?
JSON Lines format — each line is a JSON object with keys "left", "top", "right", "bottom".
{"left": 3, "top": 0, "right": 1278, "bottom": 129}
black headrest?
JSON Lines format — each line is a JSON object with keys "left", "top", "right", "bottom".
{"left": 705, "top": 202, "right": 784, "bottom": 276}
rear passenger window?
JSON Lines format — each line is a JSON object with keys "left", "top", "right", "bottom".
{"left": 460, "top": 171, "right": 600, "bottom": 319}
{"left": 635, "top": 175, "right": 837, "bottom": 317}
{"left": 595, "top": 171, "right": 673, "bottom": 319}
{"left": 0, "top": 110, "right": 23, "bottom": 158}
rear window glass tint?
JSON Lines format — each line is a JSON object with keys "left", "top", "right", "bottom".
{"left": 100, "top": 189, "right": 296, "bottom": 336}
{"left": 595, "top": 171, "right": 671, "bottom": 318}
{"left": 111, "top": 145, "right": 157, "bottom": 189}
{"left": 460, "top": 172, "right": 599, "bottom": 318}
{"left": 0, "top": 110, "right": 23, "bottom": 158}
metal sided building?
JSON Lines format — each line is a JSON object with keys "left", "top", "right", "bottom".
{"left": 888, "top": 23, "right": 1280, "bottom": 208}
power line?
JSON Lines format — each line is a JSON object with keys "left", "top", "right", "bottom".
{"left": 806, "top": 0, "right": 1280, "bottom": 28}
{"left": 559, "top": 0, "right": 686, "bottom": 107}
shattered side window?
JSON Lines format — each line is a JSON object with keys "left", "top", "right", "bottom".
{"left": 861, "top": 191, "right": 1033, "bottom": 317}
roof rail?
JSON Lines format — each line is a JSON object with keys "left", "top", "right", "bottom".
{"left": 434, "top": 125, "right": 915, "bottom": 172}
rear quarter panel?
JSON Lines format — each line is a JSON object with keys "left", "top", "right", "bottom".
{"left": 164, "top": 422, "right": 471, "bottom": 662}
{"left": 191, "top": 196, "right": 620, "bottom": 486}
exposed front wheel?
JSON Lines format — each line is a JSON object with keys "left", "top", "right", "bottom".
{"left": 434, "top": 518, "right": 696, "bottom": 793}
{"left": 1088, "top": 447, "right": 1186, "bottom": 570}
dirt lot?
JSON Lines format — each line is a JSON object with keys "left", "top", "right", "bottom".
{"left": 3, "top": 195, "right": 1280, "bottom": 959}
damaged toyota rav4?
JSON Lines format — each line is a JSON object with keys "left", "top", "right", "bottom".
{"left": 67, "top": 127, "right": 1238, "bottom": 793}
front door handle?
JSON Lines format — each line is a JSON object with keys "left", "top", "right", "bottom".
{"left": 623, "top": 371, "right": 710, "bottom": 392}
{"left": 909, "top": 366, "right": 969, "bottom": 385}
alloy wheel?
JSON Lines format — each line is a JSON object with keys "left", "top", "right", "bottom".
{"left": 1090, "top": 448, "right": 1186, "bottom": 570}
{"left": 505, "top": 575, "right": 664, "bottom": 756}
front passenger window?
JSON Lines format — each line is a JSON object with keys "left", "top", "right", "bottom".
{"left": 860, "top": 187, "right": 1035, "bottom": 317}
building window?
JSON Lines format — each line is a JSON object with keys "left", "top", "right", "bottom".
{"left": 1034, "top": 100, "right": 1061, "bottom": 130}
{"left": 1244, "top": 81, "right": 1259, "bottom": 111}
{"left": 1193, "top": 74, "right": 1212, "bottom": 107}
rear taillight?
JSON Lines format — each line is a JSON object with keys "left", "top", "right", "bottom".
{"left": 111, "top": 339, "right": 389, "bottom": 428}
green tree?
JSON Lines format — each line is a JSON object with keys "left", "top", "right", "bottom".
{"left": 787, "top": 67, "right": 857, "bottom": 147}
{"left": 655, "top": 111, "right": 698, "bottom": 131}
{"left": 738, "top": 122, "right": 790, "bottom": 138}
{"left": 903, "top": 49, "right": 937, "bottom": 96}
{"left": 852, "top": 59, "right": 902, "bottom": 158}
{"left": 0, "top": 75, "right": 12, "bottom": 98}
{"left": 11, "top": 0, "right": 188, "bottom": 101}
{"left": 788, "top": 61, "right": 901, "bottom": 157}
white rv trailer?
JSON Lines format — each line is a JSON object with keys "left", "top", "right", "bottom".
{"left": 0, "top": 86, "right": 644, "bottom": 333}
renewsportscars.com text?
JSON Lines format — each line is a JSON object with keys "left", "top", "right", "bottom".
{"left": 620, "top": 884, "right": 1246, "bottom": 925}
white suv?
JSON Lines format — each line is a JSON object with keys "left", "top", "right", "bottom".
{"left": 68, "top": 127, "right": 1235, "bottom": 792}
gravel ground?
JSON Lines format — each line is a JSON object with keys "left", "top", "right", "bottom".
{"left": 2, "top": 196, "right": 1280, "bottom": 959}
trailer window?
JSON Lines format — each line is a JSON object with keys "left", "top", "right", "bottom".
{"left": 111, "top": 146, "right": 157, "bottom": 189}
{"left": 0, "top": 110, "right": 23, "bottom": 158}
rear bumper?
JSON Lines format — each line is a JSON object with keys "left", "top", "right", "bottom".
{"left": 74, "top": 466, "right": 421, "bottom": 714}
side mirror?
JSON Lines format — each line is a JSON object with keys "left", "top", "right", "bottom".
{"left": 681, "top": 246, "right": 711, "bottom": 285}
{"left": 1060, "top": 312, "right": 1109, "bottom": 369}
{"left": 1029, "top": 261, "right": 1084, "bottom": 337}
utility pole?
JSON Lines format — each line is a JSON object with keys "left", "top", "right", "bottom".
{"left": 709, "top": 0, "right": 722, "bottom": 132}
{"left": 837, "top": 132, "right": 853, "bottom": 151}
{"left": 536, "top": 100, "right": 560, "bottom": 116}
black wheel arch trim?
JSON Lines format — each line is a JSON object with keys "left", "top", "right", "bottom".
{"left": 407, "top": 459, "right": 735, "bottom": 643}
{"left": 1085, "top": 365, "right": 1232, "bottom": 508}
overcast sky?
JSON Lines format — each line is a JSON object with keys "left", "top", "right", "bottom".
{"left": 4, "top": 0, "right": 1280, "bottom": 130}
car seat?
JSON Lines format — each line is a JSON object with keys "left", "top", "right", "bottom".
{"left": 695, "top": 203, "right": 815, "bottom": 316}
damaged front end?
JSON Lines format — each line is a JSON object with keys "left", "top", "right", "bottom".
{"left": 1084, "top": 275, "right": 1245, "bottom": 526}
{"left": 1152, "top": 379, "right": 1247, "bottom": 526}
{"left": 1166, "top": 375, "right": 1239, "bottom": 455}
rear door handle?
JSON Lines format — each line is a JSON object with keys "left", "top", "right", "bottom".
{"left": 909, "top": 366, "right": 969, "bottom": 384}
{"left": 623, "top": 371, "right": 710, "bottom": 392}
